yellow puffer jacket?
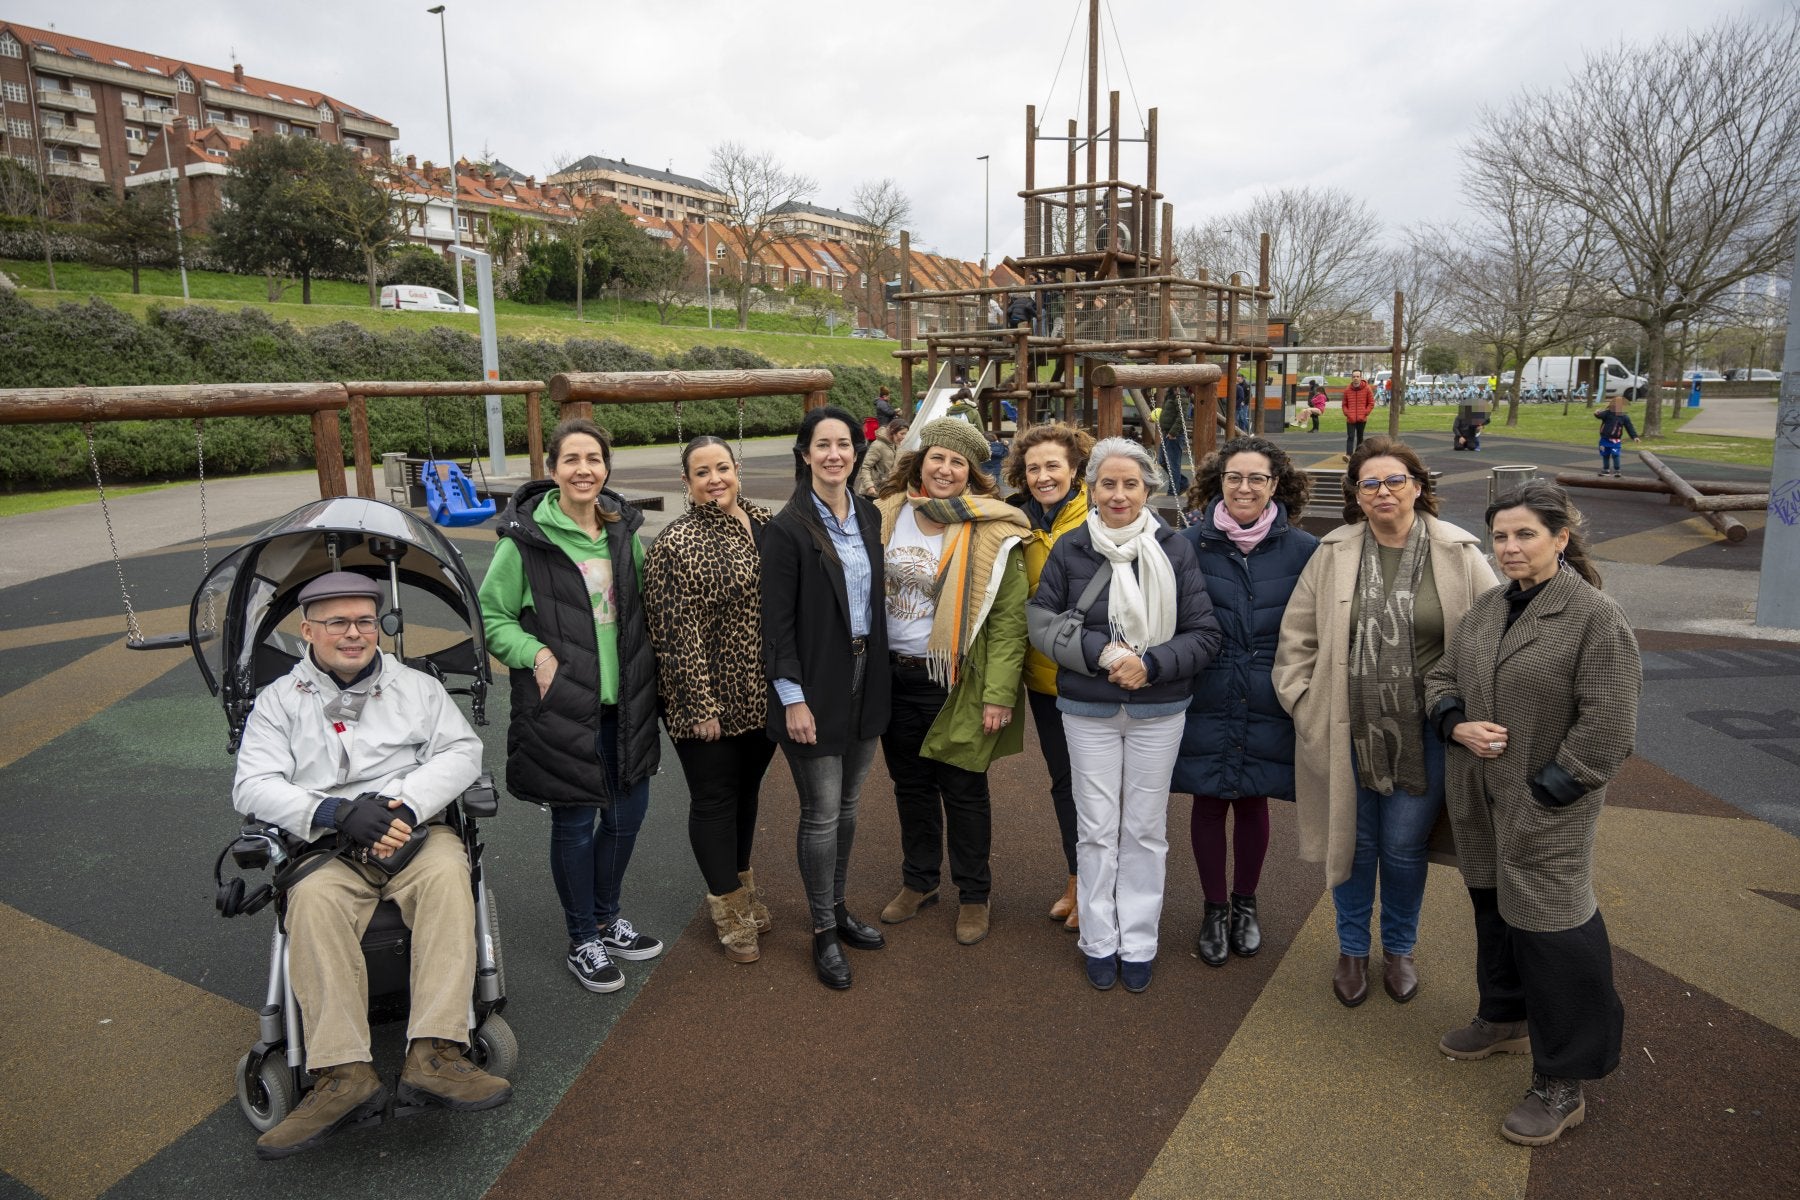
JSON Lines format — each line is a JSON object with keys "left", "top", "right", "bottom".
{"left": 1011, "top": 483, "right": 1090, "bottom": 695}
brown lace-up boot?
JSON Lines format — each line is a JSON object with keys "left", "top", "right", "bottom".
{"left": 254, "top": 1061, "right": 385, "bottom": 1160}
{"left": 397, "top": 1038, "right": 512, "bottom": 1111}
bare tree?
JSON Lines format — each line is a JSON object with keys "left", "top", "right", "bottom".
{"left": 706, "top": 141, "right": 815, "bottom": 329}
{"left": 1177, "top": 187, "right": 1385, "bottom": 344}
{"left": 842, "top": 177, "right": 912, "bottom": 330}
{"left": 1380, "top": 230, "right": 1452, "bottom": 434}
{"left": 1471, "top": 10, "right": 1800, "bottom": 436}
{"left": 316, "top": 150, "right": 402, "bottom": 306}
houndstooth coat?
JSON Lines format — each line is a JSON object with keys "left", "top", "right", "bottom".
{"left": 1423, "top": 567, "right": 1642, "bottom": 932}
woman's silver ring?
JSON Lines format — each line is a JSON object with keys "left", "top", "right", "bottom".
{"left": 1488, "top": 741, "right": 1503, "bottom": 751}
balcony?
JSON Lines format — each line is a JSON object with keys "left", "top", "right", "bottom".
{"left": 47, "top": 160, "right": 105, "bottom": 183}
{"left": 341, "top": 114, "right": 399, "bottom": 141}
{"left": 35, "top": 88, "right": 97, "bottom": 114}
{"left": 121, "top": 102, "right": 179, "bottom": 126}
{"left": 40, "top": 123, "right": 102, "bottom": 149}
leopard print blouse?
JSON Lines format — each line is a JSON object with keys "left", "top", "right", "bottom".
{"left": 643, "top": 497, "right": 774, "bottom": 738}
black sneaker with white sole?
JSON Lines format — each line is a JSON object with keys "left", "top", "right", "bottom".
{"left": 567, "top": 938, "right": 624, "bottom": 993}
{"left": 599, "top": 917, "right": 664, "bottom": 961}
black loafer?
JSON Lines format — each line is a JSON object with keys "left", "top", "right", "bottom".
{"left": 834, "top": 902, "right": 886, "bottom": 951}
{"left": 812, "top": 929, "right": 851, "bottom": 989}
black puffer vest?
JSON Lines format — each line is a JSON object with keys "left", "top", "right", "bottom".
{"left": 495, "top": 479, "right": 660, "bottom": 807}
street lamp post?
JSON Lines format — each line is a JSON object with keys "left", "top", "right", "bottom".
{"left": 703, "top": 220, "right": 715, "bottom": 330}
{"left": 426, "top": 5, "right": 464, "bottom": 307}
{"left": 977, "top": 154, "right": 990, "bottom": 273}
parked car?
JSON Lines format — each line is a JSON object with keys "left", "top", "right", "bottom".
{"left": 850, "top": 326, "right": 890, "bottom": 339}
{"left": 379, "top": 284, "right": 478, "bottom": 314}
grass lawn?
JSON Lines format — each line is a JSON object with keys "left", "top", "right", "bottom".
{"left": 0, "top": 480, "right": 182, "bottom": 517}
{"left": 1380, "top": 401, "right": 1773, "bottom": 469}
{"left": 2, "top": 259, "right": 899, "bottom": 371}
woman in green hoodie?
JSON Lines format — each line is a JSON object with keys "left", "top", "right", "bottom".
{"left": 479, "top": 418, "right": 663, "bottom": 997}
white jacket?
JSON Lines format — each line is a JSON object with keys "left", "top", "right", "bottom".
{"left": 232, "top": 651, "right": 484, "bottom": 842}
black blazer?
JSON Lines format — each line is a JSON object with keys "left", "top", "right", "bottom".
{"left": 760, "top": 488, "right": 891, "bottom": 755}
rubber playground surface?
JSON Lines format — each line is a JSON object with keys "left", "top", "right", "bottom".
{"left": 0, "top": 429, "right": 1795, "bottom": 1199}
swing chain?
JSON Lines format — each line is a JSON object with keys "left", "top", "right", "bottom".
{"left": 1168, "top": 385, "right": 1193, "bottom": 529}
{"left": 84, "top": 422, "right": 143, "bottom": 645}
{"left": 736, "top": 395, "right": 746, "bottom": 460}
{"left": 673, "top": 400, "right": 683, "bottom": 447}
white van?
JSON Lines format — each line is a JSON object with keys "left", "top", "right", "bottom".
{"left": 379, "top": 284, "right": 478, "bottom": 314}
{"left": 1515, "top": 355, "right": 1646, "bottom": 399}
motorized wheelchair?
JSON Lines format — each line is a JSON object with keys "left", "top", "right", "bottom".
{"left": 183, "top": 496, "right": 515, "bottom": 1133}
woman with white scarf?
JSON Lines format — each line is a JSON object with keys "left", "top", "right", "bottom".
{"left": 1029, "top": 438, "right": 1220, "bottom": 993}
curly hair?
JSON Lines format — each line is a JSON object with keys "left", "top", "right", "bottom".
{"left": 1003, "top": 422, "right": 1094, "bottom": 493}
{"left": 878, "top": 446, "right": 1001, "bottom": 499}
{"left": 1341, "top": 437, "right": 1439, "bottom": 524}
{"left": 1184, "top": 435, "right": 1311, "bottom": 518}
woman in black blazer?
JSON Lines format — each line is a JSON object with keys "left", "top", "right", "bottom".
{"left": 761, "top": 405, "right": 892, "bottom": 990}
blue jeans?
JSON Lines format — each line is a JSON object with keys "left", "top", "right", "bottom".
{"left": 1598, "top": 441, "right": 1621, "bottom": 472}
{"left": 1158, "top": 438, "right": 1189, "bottom": 495}
{"left": 548, "top": 712, "right": 652, "bottom": 946}
{"left": 1332, "top": 729, "right": 1444, "bottom": 957}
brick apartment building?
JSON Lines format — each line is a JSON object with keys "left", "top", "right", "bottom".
{"left": 548, "top": 155, "right": 730, "bottom": 222}
{"left": 0, "top": 19, "right": 395, "bottom": 202}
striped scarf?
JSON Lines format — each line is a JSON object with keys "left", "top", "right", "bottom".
{"left": 908, "top": 493, "right": 1028, "bottom": 686}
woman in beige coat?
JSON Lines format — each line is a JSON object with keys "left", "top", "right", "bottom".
{"left": 1424, "top": 481, "right": 1639, "bottom": 1147}
{"left": 1274, "top": 438, "right": 1496, "bottom": 1008}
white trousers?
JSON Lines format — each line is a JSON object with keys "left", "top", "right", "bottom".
{"left": 1062, "top": 709, "right": 1184, "bottom": 963}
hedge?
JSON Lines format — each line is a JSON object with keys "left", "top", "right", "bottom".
{"left": 0, "top": 292, "right": 896, "bottom": 488}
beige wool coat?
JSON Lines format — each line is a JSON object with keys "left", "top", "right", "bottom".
{"left": 1423, "top": 568, "right": 1641, "bottom": 932}
{"left": 1272, "top": 514, "right": 1498, "bottom": 888}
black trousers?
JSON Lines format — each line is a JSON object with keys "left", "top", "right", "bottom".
{"left": 1027, "top": 688, "right": 1078, "bottom": 876}
{"left": 1345, "top": 420, "right": 1368, "bottom": 456}
{"left": 882, "top": 659, "right": 992, "bottom": 903}
{"left": 673, "top": 730, "right": 777, "bottom": 896}
{"left": 1468, "top": 887, "right": 1624, "bottom": 1080}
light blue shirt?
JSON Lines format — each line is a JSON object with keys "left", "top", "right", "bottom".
{"left": 775, "top": 490, "right": 873, "bottom": 707}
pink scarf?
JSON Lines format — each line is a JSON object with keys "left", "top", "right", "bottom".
{"left": 1213, "top": 499, "right": 1277, "bottom": 554}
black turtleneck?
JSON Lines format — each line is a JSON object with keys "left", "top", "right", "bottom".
{"left": 1503, "top": 576, "right": 1552, "bottom": 633}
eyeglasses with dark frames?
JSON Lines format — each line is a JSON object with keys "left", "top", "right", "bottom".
{"left": 1355, "top": 474, "right": 1414, "bottom": 495}
{"left": 311, "top": 616, "right": 380, "bottom": 635}
{"left": 1222, "top": 472, "right": 1274, "bottom": 488}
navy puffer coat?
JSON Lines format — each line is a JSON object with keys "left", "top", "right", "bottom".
{"left": 1171, "top": 501, "right": 1318, "bottom": 800}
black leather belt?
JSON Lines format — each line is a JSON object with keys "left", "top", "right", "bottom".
{"left": 849, "top": 636, "right": 868, "bottom": 655}
{"left": 891, "top": 652, "right": 929, "bottom": 668}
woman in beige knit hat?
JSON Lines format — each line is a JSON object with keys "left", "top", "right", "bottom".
{"left": 872, "top": 416, "right": 1030, "bottom": 946}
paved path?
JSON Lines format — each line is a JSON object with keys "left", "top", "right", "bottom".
{"left": 0, "top": 429, "right": 1795, "bottom": 1199}
{"left": 1683, "top": 395, "right": 1780, "bottom": 438}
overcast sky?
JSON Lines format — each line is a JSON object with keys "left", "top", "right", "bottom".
{"left": 18, "top": 0, "right": 1786, "bottom": 260}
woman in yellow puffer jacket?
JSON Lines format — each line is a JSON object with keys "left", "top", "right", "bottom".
{"left": 1004, "top": 422, "right": 1095, "bottom": 929}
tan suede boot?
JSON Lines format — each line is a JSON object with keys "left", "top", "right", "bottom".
{"left": 956, "top": 902, "right": 991, "bottom": 945}
{"left": 706, "top": 888, "right": 761, "bottom": 963}
{"left": 880, "top": 886, "right": 939, "bottom": 924}
{"left": 397, "top": 1038, "right": 512, "bottom": 1111}
{"left": 254, "top": 1061, "right": 385, "bottom": 1160}
{"left": 1049, "top": 875, "right": 1077, "bottom": 921}
{"left": 737, "top": 868, "right": 772, "bottom": 934}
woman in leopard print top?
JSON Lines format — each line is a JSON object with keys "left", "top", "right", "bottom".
{"left": 644, "top": 436, "right": 778, "bottom": 964}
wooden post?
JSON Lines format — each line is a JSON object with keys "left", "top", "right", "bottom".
{"left": 348, "top": 394, "right": 374, "bottom": 498}
{"left": 899, "top": 229, "right": 915, "bottom": 415}
{"left": 1144, "top": 108, "right": 1159, "bottom": 266}
{"left": 1024, "top": 105, "right": 1037, "bottom": 257}
{"left": 1066, "top": 119, "right": 1078, "bottom": 256}
{"left": 1085, "top": 0, "right": 1099, "bottom": 188}
{"left": 1107, "top": 90, "right": 1120, "bottom": 183}
{"left": 311, "top": 408, "right": 348, "bottom": 499}
{"left": 1097, "top": 384, "right": 1123, "bottom": 438}
{"left": 560, "top": 399, "right": 595, "bottom": 423}
{"left": 804, "top": 389, "right": 830, "bottom": 414}
{"left": 1158, "top": 204, "right": 1174, "bottom": 340}
{"left": 1388, "top": 289, "right": 1405, "bottom": 438}
{"left": 526, "top": 390, "right": 545, "bottom": 479}
{"left": 1640, "top": 450, "right": 1748, "bottom": 542}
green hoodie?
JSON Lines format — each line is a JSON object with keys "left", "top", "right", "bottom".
{"left": 479, "top": 487, "right": 647, "bottom": 706}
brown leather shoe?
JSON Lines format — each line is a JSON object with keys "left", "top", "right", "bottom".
{"left": 1502, "top": 1073, "right": 1585, "bottom": 1146}
{"left": 1048, "top": 875, "right": 1077, "bottom": 921}
{"left": 255, "top": 1061, "right": 385, "bottom": 1160}
{"left": 956, "top": 902, "right": 990, "bottom": 945}
{"left": 879, "top": 886, "right": 939, "bottom": 924}
{"left": 1440, "top": 1016, "right": 1531, "bottom": 1060}
{"left": 1063, "top": 906, "right": 1080, "bottom": 932}
{"left": 1383, "top": 952, "right": 1418, "bottom": 1003}
{"left": 397, "top": 1038, "right": 512, "bottom": 1111}
{"left": 1333, "top": 954, "right": 1369, "bottom": 1007}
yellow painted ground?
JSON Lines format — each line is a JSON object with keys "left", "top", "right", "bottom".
{"left": 0, "top": 903, "right": 251, "bottom": 1200}
{"left": 1589, "top": 512, "right": 1766, "bottom": 565}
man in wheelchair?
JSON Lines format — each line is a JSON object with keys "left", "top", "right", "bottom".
{"left": 232, "top": 571, "right": 511, "bottom": 1159}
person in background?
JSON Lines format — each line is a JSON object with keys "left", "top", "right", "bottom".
{"left": 1274, "top": 437, "right": 1497, "bottom": 1009}
{"left": 1007, "top": 290, "right": 1040, "bottom": 331}
{"left": 1174, "top": 437, "right": 1318, "bottom": 968}
{"left": 480, "top": 419, "right": 664, "bottom": 996}
{"left": 987, "top": 294, "right": 1006, "bottom": 329}
{"left": 1235, "top": 375, "right": 1252, "bottom": 435}
{"left": 874, "top": 417, "right": 1030, "bottom": 946}
{"left": 1453, "top": 406, "right": 1489, "bottom": 453}
{"left": 1157, "top": 385, "right": 1192, "bottom": 494}
{"left": 1307, "top": 381, "right": 1327, "bottom": 432}
{"left": 1341, "top": 370, "right": 1377, "bottom": 456}
{"left": 644, "top": 436, "right": 777, "bottom": 966}
{"left": 760, "top": 406, "right": 892, "bottom": 990}
{"left": 1425, "top": 481, "right": 1638, "bottom": 1147}
{"left": 857, "top": 418, "right": 909, "bottom": 499}
{"left": 1004, "top": 421, "right": 1096, "bottom": 931}
{"left": 1029, "top": 438, "right": 1220, "bottom": 993}
{"left": 1592, "top": 397, "right": 1640, "bottom": 478}
{"left": 875, "top": 385, "right": 897, "bottom": 427}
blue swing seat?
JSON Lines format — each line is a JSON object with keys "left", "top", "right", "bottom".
{"left": 422, "top": 460, "right": 496, "bottom": 527}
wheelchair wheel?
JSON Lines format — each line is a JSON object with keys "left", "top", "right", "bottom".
{"left": 471, "top": 1013, "right": 518, "bottom": 1082}
{"left": 236, "top": 1050, "right": 298, "bottom": 1133}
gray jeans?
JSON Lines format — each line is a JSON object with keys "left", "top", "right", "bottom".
{"left": 786, "top": 655, "right": 877, "bottom": 931}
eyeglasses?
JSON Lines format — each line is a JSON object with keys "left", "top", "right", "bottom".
{"left": 1356, "top": 474, "right": 1414, "bottom": 495}
{"left": 1222, "top": 472, "right": 1274, "bottom": 489}
{"left": 312, "top": 616, "right": 379, "bottom": 636}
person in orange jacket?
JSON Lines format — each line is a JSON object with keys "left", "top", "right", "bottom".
{"left": 1341, "top": 370, "right": 1377, "bottom": 456}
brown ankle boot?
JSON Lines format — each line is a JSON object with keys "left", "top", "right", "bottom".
{"left": 1049, "top": 875, "right": 1077, "bottom": 921}
{"left": 1502, "top": 1073, "right": 1585, "bottom": 1146}
{"left": 255, "top": 1061, "right": 385, "bottom": 1160}
{"left": 706, "top": 888, "right": 761, "bottom": 963}
{"left": 880, "top": 886, "right": 939, "bottom": 924}
{"left": 956, "top": 902, "right": 990, "bottom": 945}
{"left": 397, "top": 1038, "right": 512, "bottom": 1112}
{"left": 737, "top": 868, "right": 772, "bottom": 934}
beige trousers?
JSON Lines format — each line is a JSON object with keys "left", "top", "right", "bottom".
{"left": 284, "top": 825, "right": 475, "bottom": 1069}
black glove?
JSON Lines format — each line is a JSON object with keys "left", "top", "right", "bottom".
{"left": 334, "top": 794, "right": 399, "bottom": 849}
